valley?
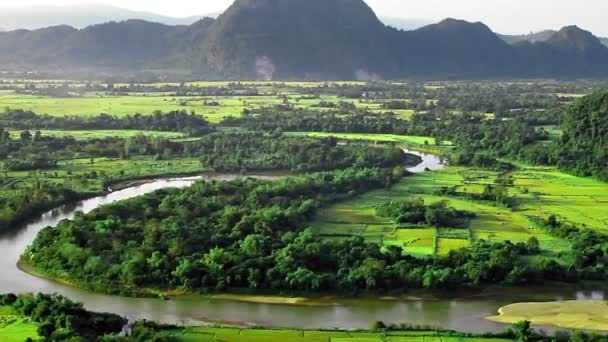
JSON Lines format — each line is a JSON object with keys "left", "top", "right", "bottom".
{"left": 1, "top": 79, "right": 608, "bottom": 341}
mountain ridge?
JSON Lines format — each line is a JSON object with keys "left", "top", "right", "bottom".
{"left": 1, "top": 0, "right": 607, "bottom": 80}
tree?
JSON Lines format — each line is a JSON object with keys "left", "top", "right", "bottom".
{"left": 512, "top": 320, "right": 533, "bottom": 342}
{"left": 20, "top": 130, "right": 32, "bottom": 142}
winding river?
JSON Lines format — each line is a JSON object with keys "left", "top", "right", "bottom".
{"left": 0, "top": 151, "right": 602, "bottom": 333}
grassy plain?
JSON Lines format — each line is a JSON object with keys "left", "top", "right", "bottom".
{"left": 0, "top": 306, "right": 40, "bottom": 342}
{"left": 166, "top": 327, "right": 514, "bottom": 342}
{"left": 0, "top": 90, "right": 415, "bottom": 123}
{"left": 288, "top": 132, "right": 445, "bottom": 146}
{"left": 9, "top": 129, "right": 185, "bottom": 140}
{"left": 487, "top": 300, "right": 608, "bottom": 331}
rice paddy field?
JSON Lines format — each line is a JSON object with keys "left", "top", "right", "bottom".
{"left": 166, "top": 327, "right": 514, "bottom": 342}
{"left": 311, "top": 162, "right": 608, "bottom": 256}
{"left": 0, "top": 306, "right": 39, "bottom": 342}
{"left": 0, "top": 90, "right": 415, "bottom": 123}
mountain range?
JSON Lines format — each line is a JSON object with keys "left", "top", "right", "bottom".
{"left": 1, "top": 0, "right": 608, "bottom": 80}
{"left": 500, "top": 30, "right": 608, "bottom": 48}
{"left": 0, "top": 4, "right": 217, "bottom": 30}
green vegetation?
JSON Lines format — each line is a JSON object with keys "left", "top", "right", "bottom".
{"left": 4, "top": 80, "right": 608, "bottom": 336}
{"left": 288, "top": 132, "right": 447, "bottom": 147}
{"left": 0, "top": 293, "right": 125, "bottom": 341}
{"left": 0, "top": 305, "right": 39, "bottom": 342}
{"left": 557, "top": 91, "right": 608, "bottom": 180}
{"left": 9, "top": 129, "right": 185, "bottom": 140}
{"left": 160, "top": 326, "right": 516, "bottom": 342}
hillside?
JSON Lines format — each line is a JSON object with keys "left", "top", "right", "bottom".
{"left": 558, "top": 92, "right": 608, "bottom": 180}
{"left": 0, "top": 0, "right": 608, "bottom": 79}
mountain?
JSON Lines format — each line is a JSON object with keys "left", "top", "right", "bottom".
{"left": 499, "top": 30, "right": 557, "bottom": 44}
{"left": 0, "top": 4, "right": 215, "bottom": 30}
{"left": 499, "top": 29, "right": 608, "bottom": 48}
{"left": 203, "top": 0, "right": 397, "bottom": 79}
{"left": 513, "top": 26, "right": 608, "bottom": 77}
{"left": 379, "top": 17, "right": 433, "bottom": 31}
{"left": 397, "top": 19, "right": 518, "bottom": 78}
{"left": 1, "top": 0, "right": 608, "bottom": 80}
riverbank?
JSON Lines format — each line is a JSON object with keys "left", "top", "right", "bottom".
{"left": 488, "top": 300, "right": 608, "bottom": 332}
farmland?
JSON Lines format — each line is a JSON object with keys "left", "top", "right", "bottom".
{"left": 0, "top": 90, "right": 415, "bottom": 123}
{"left": 165, "top": 327, "right": 515, "bottom": 342}
{"left": 310, "top": 163, "right": 608, "bottom": 256}
{"left": 0, "top": 306, "right": 39, "bottom": 342}
{"left": 287, "top": 132, "right": 450, "bottom": 147}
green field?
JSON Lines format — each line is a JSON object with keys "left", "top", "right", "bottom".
{"left": 0, "top": 306, "right": 40, "bottom": 342}
{"left": 166, "top": 327, "right": 514, "bottom": 342}
{"left": 310, "top": 165, "right": 596, "bottom": 256}
{"left": 9, "top": 129, "right": 186, "bottom": 140}
{"left": 288, "top": 132, "right": 446, "bottom": 146}
{"left": 0, "top": 90, "right": 416, "bottom": 123}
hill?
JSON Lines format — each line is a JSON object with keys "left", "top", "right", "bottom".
{"left": 0, "top": 4, "right": 215, "bottom": 30}
{"left": 513, "top": 26, "right": 608, "bottom": 77}
{"left": 499, "top": 29, "right": 608, "bottom": 48}
{"left": 1, "top": 0, "right": 608, "bottom": 80}
{"left": 499, "top": 30, "right": 557, "bottom": 44}
{"left": 202, "top": 0, "right": 396, "bottom": 79}
{"left": 397, "top": 19, "right": 518, "bottom": 78}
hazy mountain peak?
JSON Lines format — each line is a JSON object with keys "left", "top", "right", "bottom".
{"left": 547, "top": 25, "right": 605, "bottom": 52}
{"left": 0, "top": 3, "right": 214, "bottom": 30}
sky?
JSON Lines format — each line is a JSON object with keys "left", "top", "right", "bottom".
{"left": 0, "top": 0, "right": 607, "bottom": 35}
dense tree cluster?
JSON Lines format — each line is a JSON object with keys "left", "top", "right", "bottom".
{"left": 0, "top": 109, "right": 212, "bottom": 136}
{"left": 192, "top": 132, "right": 416, "bottom": 172}
{"left": 376, "top": 199, "right": 475, "bottom": 228}
{"left": 221, "top": 106, "right": 410, "bottom": 135}
{"left": 556, "top": 92, "right": 608, "bottom": 181}
{"left": 0, "top": 293, "right": 125, "bottom": 341}
{"left": 25, "top": 168, "right": 404, "bottom": 294}
{"left": 0, "top": 186, "right": 83, "bottom": 233}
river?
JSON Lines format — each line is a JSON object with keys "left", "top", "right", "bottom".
{"left": 0, "top": 151, "right": 600, "bottom": 333}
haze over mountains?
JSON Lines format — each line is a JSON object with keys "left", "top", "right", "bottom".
{"left": 1, "top": 0, "right": 608, "bottom": 80}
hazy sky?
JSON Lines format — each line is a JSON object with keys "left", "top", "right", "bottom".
{"left": 1, "top": 0, "right": 607, "bottom": 35}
